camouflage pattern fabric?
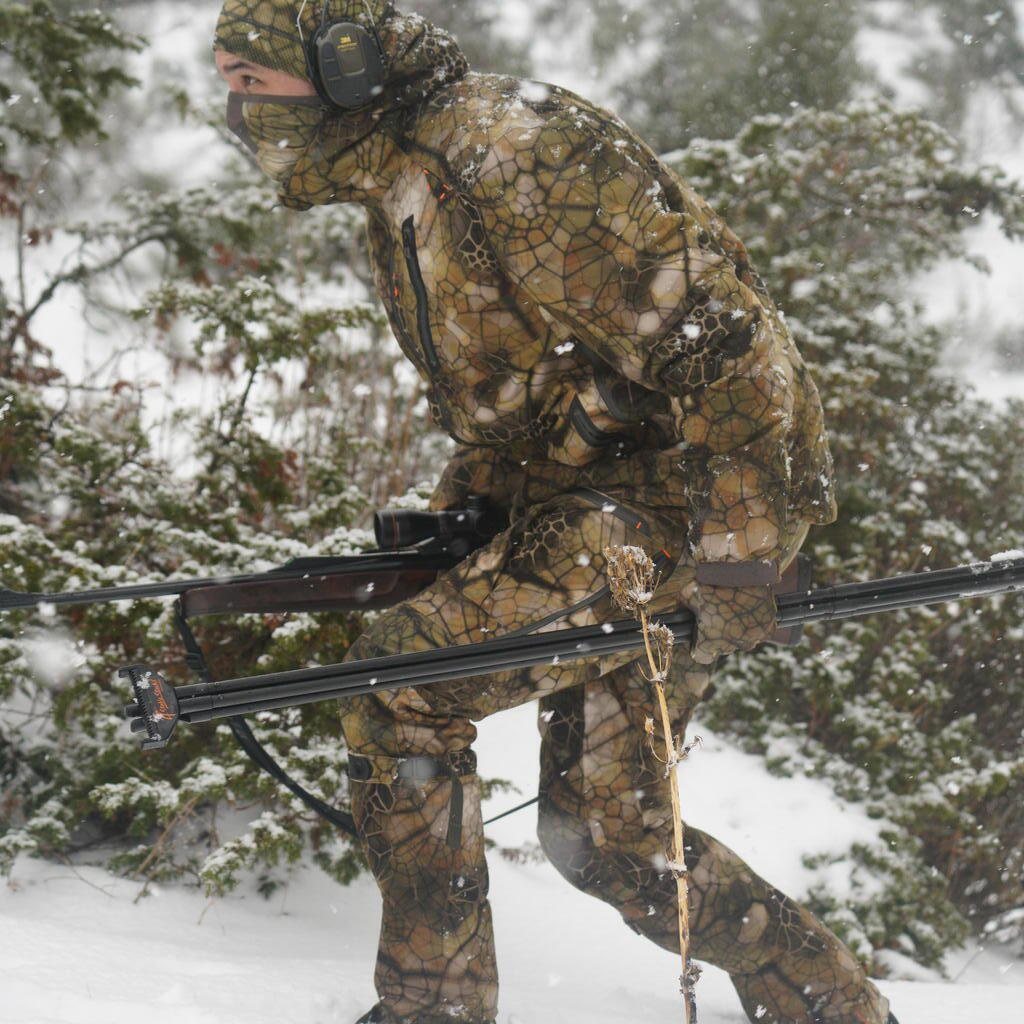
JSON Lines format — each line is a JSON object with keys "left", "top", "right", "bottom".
{"left": 212, "top": 4, "right": 891, "bottom": 1022}
{"left": 214, "top": 1, "right": 471, "bottom": 209}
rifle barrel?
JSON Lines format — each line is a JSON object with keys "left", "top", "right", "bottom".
{"left": 178, "top": 614, "right": 678, "bottom": 723}
{"left": 777, "top": 555, "right": 1024, "bottom": 625}
{"left": 0, "top": 551, "right": 458, "bottom": 611}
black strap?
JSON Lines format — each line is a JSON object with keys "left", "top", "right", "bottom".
{"left": 173, "top": 600, "right": 358, "bottom": 838}
{"left": 347, "top": 750, "right": 476, "bottom": 849}
{"left": 227, "top": 715, "right": 357, "bottom": 836}
{"left": 483, "top": 794, "right": 539, "bottom": 826}
{"left": 445, "top": 766, "right": 464, "bottom": 849}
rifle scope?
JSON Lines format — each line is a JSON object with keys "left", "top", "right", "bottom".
{"left": 374, "top": 495, "right": 504, "bottom": 558}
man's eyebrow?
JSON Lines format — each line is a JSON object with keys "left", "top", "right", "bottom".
{"left": 223, "top": 60, "right": 262, "bottom": 73}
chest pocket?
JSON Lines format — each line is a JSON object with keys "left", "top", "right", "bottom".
{"left": 400, "top": 216, "right": 440, "bottom": 375}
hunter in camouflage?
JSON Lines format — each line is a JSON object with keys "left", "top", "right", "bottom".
{"left": 213, "top": 3, "right": 895, "bottom": 1023}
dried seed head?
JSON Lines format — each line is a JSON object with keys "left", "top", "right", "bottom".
{"left": 649, "top": 621, "right": 675, "bottom": 665}
{"left": 678, "top": 734, "right": 703, "bottom": 761}
{"left": 605, "top": 545, "right": 657, "bottom": 615}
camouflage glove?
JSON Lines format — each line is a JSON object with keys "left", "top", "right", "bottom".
{"left": 690, "top": 560, "right": 781, "bottom": 666}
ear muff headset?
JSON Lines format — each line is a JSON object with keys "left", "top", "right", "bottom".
{"left": 301, "top": 1, "right": 387, "bottom": 110}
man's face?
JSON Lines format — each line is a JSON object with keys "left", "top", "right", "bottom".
{"left": 214, "top": 49, "right": 317, "bottom": 96}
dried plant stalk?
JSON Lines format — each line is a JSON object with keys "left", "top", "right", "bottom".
{"left": 605, "top": 545, "right": 697, "bottom": 1022}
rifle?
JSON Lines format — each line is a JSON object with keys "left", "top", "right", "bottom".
{"left": 5, "top": 498, "right": 1022, "bottom": 837}
{"left": 0, "top": 498, "right": 503, "bottom": 616}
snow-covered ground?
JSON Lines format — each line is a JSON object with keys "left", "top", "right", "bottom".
{"left": 2, "top": 705, "right": 1020, "bottom": 1024}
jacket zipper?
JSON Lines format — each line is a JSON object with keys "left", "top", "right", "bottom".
{"left": 401, "top": 216, "right": 440, "bottom": 374}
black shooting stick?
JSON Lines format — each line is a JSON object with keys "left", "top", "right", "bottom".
{"left": 125, "top": 555, "right": 1024, "bottom": 740}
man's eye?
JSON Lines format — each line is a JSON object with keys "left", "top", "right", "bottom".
{"left": 242, "top": 75, "right": 261, "bottom": 88}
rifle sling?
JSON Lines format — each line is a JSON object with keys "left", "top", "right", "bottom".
{"left": 173, "top": 601, "right": 358, "bottom": 838}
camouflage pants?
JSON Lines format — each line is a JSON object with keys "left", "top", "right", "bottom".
{"left": 339, "top": 488, "right": 889, "bottom": 1024}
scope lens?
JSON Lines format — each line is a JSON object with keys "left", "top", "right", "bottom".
{"left": 374, "top": 510, "right": 440, "bottom": 550}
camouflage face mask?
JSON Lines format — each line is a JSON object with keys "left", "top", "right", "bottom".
{"left": 226, "top": 92, "right": 326, "bottom": 182}
{"left": 226, "top": 91, "right": 386, "bottom": 200}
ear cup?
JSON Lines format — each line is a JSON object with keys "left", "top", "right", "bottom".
{"left": 311, "top": 21, "right": 386, "bottom": 109}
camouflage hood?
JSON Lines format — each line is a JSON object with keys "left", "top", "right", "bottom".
{"left": 214, "top": 1, "right": 470, "bottom": 208}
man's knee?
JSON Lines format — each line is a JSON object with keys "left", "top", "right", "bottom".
{"left": 536, "top": 794, "right": 663, "bottom": 891}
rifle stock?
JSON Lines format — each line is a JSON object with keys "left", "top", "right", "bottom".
{"left": 179, "top": 566, "right": 444, "bottom": 617}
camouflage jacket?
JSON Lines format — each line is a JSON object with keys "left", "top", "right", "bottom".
{"left": 365, "top": 72, "right": 837, "bottom": 564}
